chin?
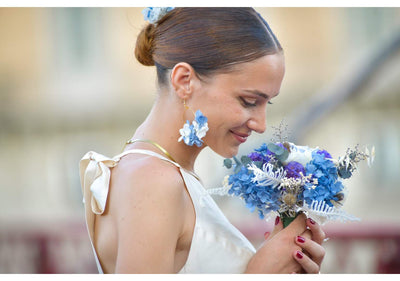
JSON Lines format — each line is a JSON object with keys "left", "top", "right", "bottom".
{"left": 205, "top": 136, "right": 241, "bottom": 158}
{"left": 216, "top": 146, "right": 240, "bottom": 159}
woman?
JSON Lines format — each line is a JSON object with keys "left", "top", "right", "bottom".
{"left": 79, "top": 7, "right": 326, "bottom": 273}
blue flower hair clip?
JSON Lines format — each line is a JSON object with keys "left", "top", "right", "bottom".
{"left": 142, "top": 7, "right": 175, "bottom": 24}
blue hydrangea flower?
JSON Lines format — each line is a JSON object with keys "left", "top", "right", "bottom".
{"left": 303, "top": 151, "right": 344, "bottom": 206}
{"left": 255, "top": 143, "right": 269, "bottom": 154}
{"left": 228, "top": 165, "right": 281, "bottom": 219}
{"left": 194, "top": 110, "right": 207, "bottom": 127}
{"left": 178, "top": 121, "right": 202, "bottom": 147}
{"left": 193, "top": 110, "right": 209, "bottom": 140}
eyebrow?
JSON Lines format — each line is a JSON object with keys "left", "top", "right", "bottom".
{"left": 243, "top": 89, "right": 270, "bottom": 99}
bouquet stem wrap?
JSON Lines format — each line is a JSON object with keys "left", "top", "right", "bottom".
{"left": 281, "top": 214, "right": 297, "bottom": 228}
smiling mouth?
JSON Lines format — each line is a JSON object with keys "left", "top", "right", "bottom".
{"left": 230, "top": 131, "right": 250, "bottom": 143}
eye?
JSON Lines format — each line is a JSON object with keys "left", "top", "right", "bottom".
{"left": 268, "top": 101, "right": 273, "bottom": 105}
{"left": 240, "top": 97, "right": 257, "bottom": 107}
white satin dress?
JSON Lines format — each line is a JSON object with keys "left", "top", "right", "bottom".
{"left": 79, "top": 149, "right": 256, "bottom": 273}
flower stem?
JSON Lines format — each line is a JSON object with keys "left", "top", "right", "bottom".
{"left": 280, "top": 212, "right": 299, "bottom": 228}
{"left": 282, "top": 216, "right": 296, "bottom": 228}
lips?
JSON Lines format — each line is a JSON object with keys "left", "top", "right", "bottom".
{"left": 230, "top": 130, "right": 250, "bottom": 143}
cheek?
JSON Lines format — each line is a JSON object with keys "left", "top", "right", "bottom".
{"left": 209, "top": 105, "right": 244, "bottom": 130}
{"left": 201, "top": 92, "right": 247, "bottom": 129}
{"left": 227, "top": 105, "right": 248, "bottom": 125}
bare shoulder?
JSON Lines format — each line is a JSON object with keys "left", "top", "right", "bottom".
{"left": 109, "top": 153, "right": 187, "bottom": 218}
{"left": 111, "top": 153, "right": 186, "bottom": 198}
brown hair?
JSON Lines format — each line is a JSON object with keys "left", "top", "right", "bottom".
{"left": 135, "top": 8, "right": 283, "bottom": 85}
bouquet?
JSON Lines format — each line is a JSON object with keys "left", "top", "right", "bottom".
{"left": 209, "top": 127, "right": 375, "bottom": 227}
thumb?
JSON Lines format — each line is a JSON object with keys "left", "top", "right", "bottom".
{"left": 269, "top": 216, "right": 283, "bottom": 238}
{"left": 283, "top": 212, "right": 307, "bottom": 236}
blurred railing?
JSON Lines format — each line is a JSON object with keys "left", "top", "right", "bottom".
{"left": 325, "top": 223, "right": 400, "bottom": 273}
{"left": 0, "top": 221, "right": 97, "bottom": 273}
{"left": 1, "top": 220, "right": 399, "bottom": 273}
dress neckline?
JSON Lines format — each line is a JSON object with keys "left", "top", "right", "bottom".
{"left": 116, "top": 148, "right": 202, "bottom": 182}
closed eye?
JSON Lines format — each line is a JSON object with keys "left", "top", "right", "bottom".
{"left": 240, "top": 97, "right": 257, "bottom": 107}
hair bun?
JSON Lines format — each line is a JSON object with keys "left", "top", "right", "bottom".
{"left": 135, "top": 23, "right": 156, "bottom": 66}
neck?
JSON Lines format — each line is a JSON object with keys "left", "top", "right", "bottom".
{"left": 130, "top": 96, "right": 204, "bottom": 172}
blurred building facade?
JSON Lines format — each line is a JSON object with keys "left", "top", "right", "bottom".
{"left": 0, "top": 7, "right": 399, "bottom": 273}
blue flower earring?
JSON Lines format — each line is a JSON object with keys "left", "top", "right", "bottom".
{"left": 178, "top": 100, "right": 209, "bottom": 147}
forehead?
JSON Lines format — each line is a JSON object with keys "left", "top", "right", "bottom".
{"left": 207, "top": 54, "right": 285, "bottom": 95}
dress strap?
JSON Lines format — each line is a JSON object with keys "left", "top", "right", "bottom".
{"left": 115, "top": 149, "right": 201, "bottom": 182}
{"left": 114, "top": 149, "right": 181, "bottom": 168}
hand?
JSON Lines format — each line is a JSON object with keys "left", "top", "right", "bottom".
{"left": 292, "top": 218, "right": 326, "bottom": 273}
{"left": 246, "top": 214, "right": 326, "bottom": 274}
{"left": 246, "top": 214, "right": 306, "bottom": 273}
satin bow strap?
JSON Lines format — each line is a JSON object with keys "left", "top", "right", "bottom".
{"left": 79, "top": 151, "right": 117, "bottom": 215}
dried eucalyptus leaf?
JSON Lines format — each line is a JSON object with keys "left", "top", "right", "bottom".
{"left": 267, "top": 143, "right": 285, "bottom": 156}
{"left": 223, "top": 158, "right": 232, "bottom": 169}
{"left": 276, "top": 149, "right": 289, "bottom": 162}
{"left": 241, "top": 155, "right": 252, "bottom": 166}
{"left": 234, "top": 164, "right": 242, "bottom": 174}
{"left": 233, "top": 156, "right": 241, "bottom": 166}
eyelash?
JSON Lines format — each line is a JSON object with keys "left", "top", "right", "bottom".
{"left": 241, "top": 98, "right": 257, "bottom": 107}
{"left": 240, "top": 98, "right": 274, "bottom": 107}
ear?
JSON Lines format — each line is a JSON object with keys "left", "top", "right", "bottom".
{"left": 170, "top": 62, "right": 197, "bottom": 100}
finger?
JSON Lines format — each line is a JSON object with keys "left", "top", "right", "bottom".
{"left": 284, "top": 213, "right": 307, "bottom": 236}
{"left": 306, "top": 218, "right": 326, "bottom": 245}
{"left": 264, "top": 231, "right": 270, "bottom": 240}
{"left": 300, "top": 229, "right": 312, "bottom": 243}
{"left": 295, "top": 235, "right": 325, "bottom": 266}
{"left": 293, "top": 250, "right": 320, "bottom": 274}
{"left": 269, "top": 216, "right": 283, "bottom": 238}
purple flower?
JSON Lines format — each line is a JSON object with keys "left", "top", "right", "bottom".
{"left": 252, "top": 143, "right": 275, "bottom": 164}
{"left": 248, "top": 152, "right": 264, "bottom": 162}
{"left": 284, "top": 161, "right": 305, "bottom": 178}
{"left": 316, "top": 149, "right": 332, "bottom": 159}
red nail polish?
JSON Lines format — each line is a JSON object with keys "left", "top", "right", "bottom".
{"left": 297, "top": 236, "right": 305, "bottom": 243}
{"left": 296, "top": 251, "right": 304, "bottom": 259}
{"left": 275, "top": 216, "right": 280, "bottom": 225}
{"left": 309, "top": 218, "right": 316, "bottom": 225}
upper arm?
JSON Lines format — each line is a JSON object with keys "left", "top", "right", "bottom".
{"left": 110, "top": 158, "right": 186, "bottom": 273}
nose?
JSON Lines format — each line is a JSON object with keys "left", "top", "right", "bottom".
{"left": 247, "top": 109, "right": 266, "bottom": 134}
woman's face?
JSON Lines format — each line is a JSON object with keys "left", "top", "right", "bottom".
{"left": 190, "top": 53, "right": 285, "bottom": 158}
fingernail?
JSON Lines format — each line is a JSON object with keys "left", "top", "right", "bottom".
{"left": 264, "top": 232, "right": 270, "bottom": 239}
{"left": 296, "top": 251, "right": 304, "bottom": 259}
{"left": 275, "top": 216, "right": 280, "bottom": 225}
{"left": 309, "top": 218, "right": 316, "bottom": 225}
{"left": 297, "top": 236, "right": 305, "bottom": 243}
